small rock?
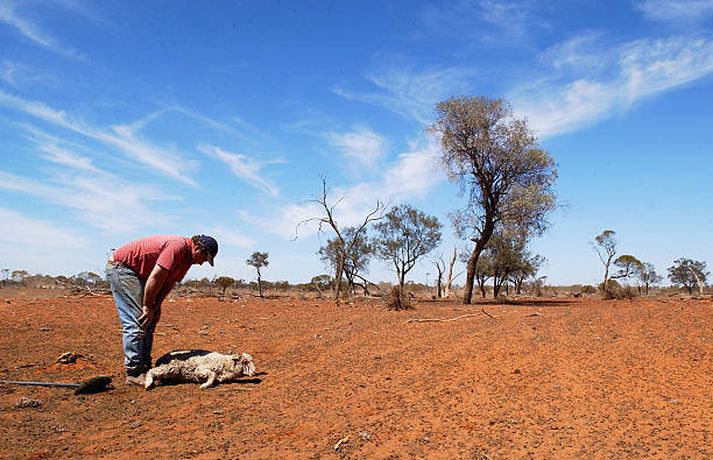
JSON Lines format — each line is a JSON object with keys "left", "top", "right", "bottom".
{"left": 359, "top": 431, "right": 371, "bottom": 441}
{"left": 513, "top": 368, "right": 522, "bottom": 374}
{"left": 14, "top": 397, "right": 42, "bottom": 409}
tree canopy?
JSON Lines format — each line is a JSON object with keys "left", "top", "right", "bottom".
{"left": 430, "top": 96, "right": 557, "bottom": 304}
{"left": 373, "top": 204, "right": 442, "bottom": 288}
{"left": 246, "top": 251, "right": 269, "bottom": 297}
{"left": 668, "top": 258, "right": 708, "bottom": 294}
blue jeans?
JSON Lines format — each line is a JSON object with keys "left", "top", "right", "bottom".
{"left": 106, "top": 262, "right": 155, "bottom": 376}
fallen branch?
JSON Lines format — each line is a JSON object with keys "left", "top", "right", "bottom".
{"left": 404, "top": 313, "right": 481, "bottom": 324}
{"left": 481, "top": 308, "right": 497, "bottom": 320}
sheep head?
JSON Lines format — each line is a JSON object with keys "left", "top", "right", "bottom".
{"left": 233, "top": 352, "right": 256, "bottom": 377}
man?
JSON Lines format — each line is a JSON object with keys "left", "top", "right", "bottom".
{"left": 105, "top": 234, "right": 218, "bottom": 386}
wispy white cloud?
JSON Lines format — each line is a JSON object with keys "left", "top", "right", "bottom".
{"left": 0, "top": 143, "right": 178, "bottom": 234}
{"left": 0, "top": 206, "right": 112, "bottom": 276}
{"left": 0, "top": 90, "right": 197, "bottom": 185}
{"left": 0, "top": 1, "right": 85, "bottom": 59}
{"left": 203, "top": 225, "right": 255, "bottom": 250}
{"left": 0, "top": 207, "right": 86, "bottom": 250}
{"left": 511, "top": 34, "right": 713, "bottom": 138}
{"left": 239, "top": 136, "right": 444, "bottom": 239}
{"left": 0, "top": 207, "right": 94, "bottom": 275}
{"left": 333, "top": 64, "right": 476, "bottom": 124}
{"left": 40, "top": 143, "right": 103, "bottom": 174}
{"left": 380, "top": 138, "right": 442, "bottom": 200}
{"left": 198, "top": 144, "right": 284, "bottom": 197}
{"left": 538, "top": 31, "right": 611, "bottom": 73}
{"left": 635, "top": 0, "right": 713, "bottom": 21}
{"left": 325, "top": 127, "right": 387, "bottom": 173}
{"left": 0, "top": 59, "right": 53, "bottom": 87}
{"left": 421, "top": 0, "right": 541, "bottom": 46}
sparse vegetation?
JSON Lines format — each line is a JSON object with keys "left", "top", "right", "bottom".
{"left": 383, "top": 285, "right": 414, "bottom": 310}
{"left": 668, "top": 258, "right": 709, "bottom": 294}
{"left": 373, "top": 204, "right": 442, "bottom": 288}
{"left": 246, "top": 252, "right": 269, "bottom": 298}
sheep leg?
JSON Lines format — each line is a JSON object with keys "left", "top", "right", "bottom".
{"left": 199, "top": 372, "right": 217, "bottom": 389}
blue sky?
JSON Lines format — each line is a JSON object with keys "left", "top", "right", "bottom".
{"left": 1, "top": 0, "right": 712, "bottom": 286}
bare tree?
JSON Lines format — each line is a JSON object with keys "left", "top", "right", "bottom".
{"left": 593, "top": 229, "right": 617, "bottom": 291}
{"left": 430, "top": 96, "right": 557, "bottom": 304}
{"left": 246, "top": 252, "right": 269, "bottom": 297}
{"left": 299, "top": 177, "right": 383, "bottom": 301}
{"left": 431, "top": 257, "right": 445, "bottom": 298}
{"left": 319, "top": 226, "right": 374, "bottom": 295}
{"left": 443, "top": 247, "right": 459, "bottom": 298}
{"left": 373, "top": 204, "right": 442, "bottom": 288}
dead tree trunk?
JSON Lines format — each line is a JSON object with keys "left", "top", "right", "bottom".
{"left": 444, "top": 247, "right": 457, "bottom": 298}
{"left": 690, "top": 267, "right": 705, "bottom": 295}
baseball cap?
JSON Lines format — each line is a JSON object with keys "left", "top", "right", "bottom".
{"left": 198, "top": 235, "right": 218, "bottom": 266}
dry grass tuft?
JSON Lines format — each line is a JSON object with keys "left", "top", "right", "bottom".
{"left": 384, "top": 286, "right": 414, "bottom": 311}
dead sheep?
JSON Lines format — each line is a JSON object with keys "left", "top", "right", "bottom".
{"left": 145, "top": 349, "right": 256, "bottom": 390}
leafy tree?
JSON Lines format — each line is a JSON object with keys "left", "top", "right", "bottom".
{"left": 610, "top": 255, "right": 643, "bottom": 281}
{"left": 474, "top": 250, "right": 492, "bottom": 298}
{"left": 0, "top": 268, "right": 9, "bottom": 287}
{"left": 430, "top": 96, "right": 557, "bottom": 304}
{"left": 11, "top": 269, "right": 29, "bottom": 284}
{"left": 487, "top": 233, "right": 523, "bottom": 298}
{"left": 73, "top": 271, "right": 103, "bottom": 286}
{"left": 510, "top": 253, "right": 545, "bottom": 295}
{"left": 668, "top": 258, "right": 709, "bottom": 294}
{"left": 215, "top": 276, "right": 235, "bottom": 295}
{"left": 636, "top": 262, "right": 662, "bottom": 295}
{"left": 246, "top": 252, "right": 269, "bottom": 297}
{"left": 593, "top": 230, "right": 617, "bottom": 291}
{"left": 319, "top": 226, "right": 374, "bottom": 295}
{"left": 373, "top": 204, "right": 442, "bottom": 288}
{"left": 310, "top": 274, "right": 332, "bottom": 294}
{"left": 471, "top": 230, "right": 544, "bottom": 298}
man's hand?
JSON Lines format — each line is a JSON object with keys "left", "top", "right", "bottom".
{"left": 138, "top": 305, "right": 159, "bottom": 329}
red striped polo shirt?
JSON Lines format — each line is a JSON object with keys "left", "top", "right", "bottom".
{"left": 112, "top": 235, "right": 193, "bottom": 283}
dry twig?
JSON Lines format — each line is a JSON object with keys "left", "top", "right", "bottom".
{"left": 404, "top": 313, "right": 480, "bottom": 324}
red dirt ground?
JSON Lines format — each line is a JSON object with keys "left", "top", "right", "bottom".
{"left": 0, "top": 292, "right": 711, "bottom": 458}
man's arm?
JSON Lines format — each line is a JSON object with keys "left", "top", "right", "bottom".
{"left": 151, "top": 281, "right": 175, "bottom": 325}
{"left": 139, "top": 264, "right": 170, "bottom": 329}
{"left": 155, "top": 281, "right": 175, "bottom": 309}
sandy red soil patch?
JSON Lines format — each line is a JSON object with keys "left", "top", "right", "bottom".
{"left": 0, "top": 294, "right": 711, "bottom": 458}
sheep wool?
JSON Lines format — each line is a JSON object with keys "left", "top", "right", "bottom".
{"left": 145, "top": 349, "right": 256, "bottom": 390}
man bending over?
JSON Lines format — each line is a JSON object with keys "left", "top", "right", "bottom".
{"left": 106, "top": 234, "right": 218, "bottom": 386}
